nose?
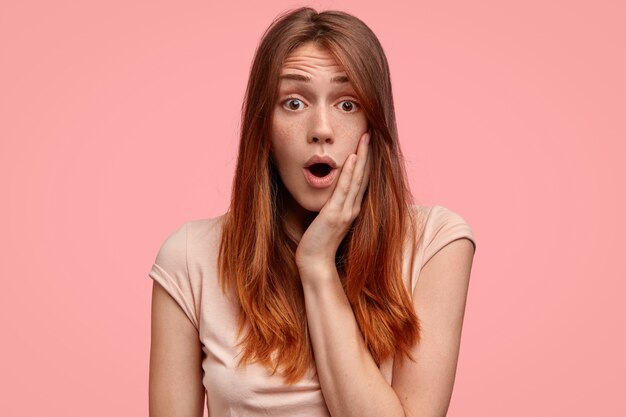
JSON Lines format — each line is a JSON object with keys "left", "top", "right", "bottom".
{"left": 308, "top": 105, "right": 334, "bottom": 144}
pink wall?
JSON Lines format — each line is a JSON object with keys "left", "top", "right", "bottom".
{"left": 1, "top": 0, "right": 624, "bottom": 416}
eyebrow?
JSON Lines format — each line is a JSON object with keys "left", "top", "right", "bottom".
{"left": 279, "top": 73, "right": 350, "bottom": 84}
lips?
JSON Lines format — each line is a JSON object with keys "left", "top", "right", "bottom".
{"left": 303, "top": 155, "right": 337, "bottom": 189}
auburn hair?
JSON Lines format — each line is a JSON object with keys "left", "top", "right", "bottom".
{"left": 218, "top": 7, "right": 424, "bottom": 383}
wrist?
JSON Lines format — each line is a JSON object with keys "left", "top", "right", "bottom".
{"left": 295, "top": 249, "right": 335, "bottom": 272}
{"left": 297, "top": 260, "right": 338, "bottom": 287}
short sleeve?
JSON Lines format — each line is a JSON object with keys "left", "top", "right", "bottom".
{"left": 422, "top": 205, "right": 476, "bottom": 267}
{"left": 148, "top": 222, "right": 200, "bottom": 330}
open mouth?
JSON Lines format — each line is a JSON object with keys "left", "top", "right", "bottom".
{"left": 307, "top": 163, "right": 333, "bottom": 177}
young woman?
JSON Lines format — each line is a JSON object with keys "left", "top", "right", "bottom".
{"left": 149, "top": 7, "right": 476, "bottom": 417}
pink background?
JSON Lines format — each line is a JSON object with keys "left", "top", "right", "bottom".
{"left": 1, "top": 0, "right": 624, "bottom": 415}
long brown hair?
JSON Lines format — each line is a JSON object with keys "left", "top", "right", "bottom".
{"left": 218, "top": 7, "right": 423, "bottom": 383}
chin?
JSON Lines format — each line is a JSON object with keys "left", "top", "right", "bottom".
{"left": 292, "top": 192, "right": 331, "bottom": 213}
{"left": 300, "top": 202, "right": 324, "bottom": 213}
{"left": 279, "top": 176, "right": 335, "bottom": 214}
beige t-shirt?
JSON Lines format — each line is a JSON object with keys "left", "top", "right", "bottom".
{"left": 148, "top": 204, "right": 476, "bottom": 416}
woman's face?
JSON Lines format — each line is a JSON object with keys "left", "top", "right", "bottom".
{"left": 270, "top": 42, "right": 369, "bottom": 214}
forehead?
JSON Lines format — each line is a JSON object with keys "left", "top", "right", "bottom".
{"left": 280, "top": 43, "right": 344, "bottom": 74}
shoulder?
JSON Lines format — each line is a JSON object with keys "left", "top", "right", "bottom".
{"left": 185, "top": 214, "right": 227, "bottom": 247}
{"left": 154, "top": 214, "right": 227, "bottom": 262}
{"left": 150, "top": 213, "right": 228, "bottom": 289}
{"left": 408, "top": 204, "right": 476, "bottom": 266}
{"left": 149, "top": 213, "right": 228, "bottom": 330}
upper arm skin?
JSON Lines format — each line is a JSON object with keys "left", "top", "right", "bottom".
{"left": 149, "top": 281, "right": 206, "bottom": 417}
{"left": 391, "top": 237, "right": 476, "bottom": 417}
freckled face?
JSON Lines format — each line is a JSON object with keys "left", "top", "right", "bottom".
{"left": 270, "top": 42, "right": 369, "bottom": 213}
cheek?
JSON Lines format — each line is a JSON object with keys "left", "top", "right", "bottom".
{"left": 271, "top": 133, "right": 301, "bottom": 173}
{"left": 270, "top": 119, "right": 293, "bottom": 167}
{"left": 333, "top": 114, "right": 368, "bottom": 153}
{"left": 333, "top": 110, "right": 367, "bottom": 134}
{"left": 271, "top": 110, "right": 302, "bottom": 144}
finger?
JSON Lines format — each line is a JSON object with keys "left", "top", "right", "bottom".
{"left": 353, "top": 143, "right": 371, "bottom": 210}
{"left": 326, "top": 152, "right": 357, "bottom": 212}
{"left": 344, "top": 132, "right": 369, "bottom": 210}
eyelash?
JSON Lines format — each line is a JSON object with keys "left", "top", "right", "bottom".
{"left": 281, "top": 96, "right": 360, "bottom": 113}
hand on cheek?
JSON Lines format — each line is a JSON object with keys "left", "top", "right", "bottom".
{"left": 295, "top": 131, "right": 372, "bottom": 278}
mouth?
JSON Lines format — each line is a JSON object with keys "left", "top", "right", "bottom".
{"left": 303, "top": 155, "right": 338, "bottom": 189}
{"left": 307, "top": 163, "right": 333, "bottom": 178}
{"left": 303, "top": 163, "right": 337, "bottom": 189}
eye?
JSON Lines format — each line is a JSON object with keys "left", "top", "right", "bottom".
{"left": 282, "top": 97, "right": 305, "bottom": 111}
{"left": 338, "top": 100, "right": 359, "bottom": 113}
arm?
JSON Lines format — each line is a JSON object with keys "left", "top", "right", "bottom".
{"left": 392, "top": 237, "right": 475, "bottom": 417}
{"left": 149, "top": 281, "right": 205, "bottom": 417}
{"left": 300, "top": 265, "right": 405, "bottom": 417}
{"left": 297, "top": 132, "right": 401, "bottom": 416}
{"left": 300, "top": 238, "right": 474, "bottom": 417}
{"left": 297, "top": 132, "right": 475, "bottom": 416}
